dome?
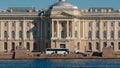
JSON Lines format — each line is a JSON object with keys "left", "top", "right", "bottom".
{"left": 49, "top": 0, "right": 78, "bottom": 10}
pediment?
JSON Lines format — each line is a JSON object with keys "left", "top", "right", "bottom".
{"left": 50, "top": 12, "right": 74, "bottom": 18}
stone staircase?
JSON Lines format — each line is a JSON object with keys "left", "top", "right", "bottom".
{"left": 15, "top": 46, "right": 28, "bottom": 59}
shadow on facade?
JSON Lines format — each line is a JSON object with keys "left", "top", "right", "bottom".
{"left": 27, "top": 13, "right": 51, "bottom": 52}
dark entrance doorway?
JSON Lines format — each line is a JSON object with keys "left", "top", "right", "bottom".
{"left": 60, "top": 44, "right": 66, "bottom": 48}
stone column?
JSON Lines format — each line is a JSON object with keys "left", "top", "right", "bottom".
{"left": 114, "top": 21, "right": 118, "bottom": 40}
{"left": 8, "top": 21, "right": 11, "bottom": 40}
{"left": 78, "top": 21, "right": 80, "bottom": 39}
{"left": 52, "top": 20, "right": 54, "bottom": 39}
{"left": 85, "top": 21, "right": 88, "bottom": 40}
{"left": 57, "top": 20, "right": 59, "bottom": 38}
{"left": 72, "top": 21, "right": 75, "bottom": 38}
{"left": 15, "top": 21, "right": 19, "bottom": 40}
{"left": 67, "top": 21, "right": 69, "bottom": 38}
{"left": 92, "top": 21, "right": 95, "bottom": 40}
{"left": 100, "top": 21, "right": 103, "bottom": 40}
{"left": 107, "top": 21, "right": 110, "bottom": 40}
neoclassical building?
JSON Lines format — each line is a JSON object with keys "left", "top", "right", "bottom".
{"left": 0, "top": 0, "right": 120, "bottom": 53}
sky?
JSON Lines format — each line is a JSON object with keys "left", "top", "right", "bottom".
{"left": 0, "top": 0, "right": 120, "bottom": 10}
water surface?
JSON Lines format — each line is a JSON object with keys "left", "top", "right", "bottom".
{"left": 0, "top": 59, "right": 120, "bottom": 68}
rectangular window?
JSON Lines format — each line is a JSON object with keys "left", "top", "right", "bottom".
{"left": 96, "top": 22, "right": 99, "bottom": 27}
{"left": 27, "top": 31, "right": 30, "bottom": 38}
{"left": 103, "top": 31, "right": 107, "bottom": 39}
{"left": 12, "top": 21, "right": 15, "bottom": 27}
{"left": 103, "top": 22, "right": 107, "bottom": 27}
{"left": 4, "top": 42, "right": 7, "bottom": 51}
{"left": 111, "top": 22, "right": 114, "bottom": 27}
{"left": 96, "top": 30, "right": 99, "bottom": 39}
{"left": 4, "top": 21, "right": 8, "bottom": 27}
{"left": 20, "top": 21, "right": 23, "bottom": 27}
{"left": 118, "top": 30, "right": 120, "bottom": 38}
{"left": 88, "top": 31, "right": 92, "bottom": 39}
{"left": 111, "top": 31, "right": 114, "bottom": 38}
{"left": 75, "top": 31, "right": 77, "bottom": 38}
{"left": 118, "top": 43, "right": 120, "bottom": 50}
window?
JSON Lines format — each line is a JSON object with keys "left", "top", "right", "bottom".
{"left": 26, "top": 31, "right": 30, "bottom": 38}
{"left": 12, "top": 21, "right": 15, "bottom": 27}
{"left": 19, "top": 42, "right": 22, "bottom": 46}
{"left": 119, "top": 22, "right": 120, "bottom": 27}
{"left": 19, "top": 31, "right": 22, "bottom": 39}
{"left": 4, "top": 31, "right": 7, "bottom": 38}
{"left": 88, "top": 42, "right": 92, "bottom": 51}
{"left": 118, "top": 42, "right": 120, "bottom": 50}
{"left": 33, "top": 43, "right": 37, "bottom": 51}
{"left": 111, "top": 22, "right": 114, "bottom": 27}
{"left": 27, "top": 22, "right": 30, "bottom": 27}
{"left": 96, "top": 30, "right": 99, "bottom": 39}
{"left": 96, "top": 42, "right": 99, "bottom": 50}
{"left": 60, "top": 44, "right": 66, "bottom": 48}
{"left": 111, "top": 31, "right": 114, "bottom": 38}
{"left": 103, "top": 42, "right": 107, "bottom": 48}
{"left": 118, "top": 30, "right": 120, "bottom": 38}
{"left": 20, "top": 21, "right": 23, "bottom": 27}
{"left": 96, "top": 22, "right": 99, "bottom": 27}
{"left": 61, "top": 30, "right": 65, "bottom": 38}
{"left": 103, "top": 22, "right": 107, "bottom": 27}
{"left": 26, "top": 42, "right": 30, "bottom": 51}
{"left": 89, "top": 22, "right": 91, "bottom": 27}
{"left": 75, "top": 31, "right": 77, "bottom": 38}
{"left": 77, "top": 42, "right": 80, "bottom": 50}
{"left": 111, "top": 42, "right": 114, "bottom": 49}
{"left": 4, "top": 42, "right": 7, "bottom": 51}
{"left": 11, "top": 42, "right": 15, "bottom": 51}
{"left": 103, "top": 31, "right": 107, "bottom": 39}
{"left": 4, "top": 21, "right": 8, "bottom": 27}
{"left": 12, "top": 31, "right": 15, "bottom": 39}
{"left": 88, "top": 31, "right": 92, "bottom": 39}
{"left": 46, "top": 43, "right": 49, "bottom": 48}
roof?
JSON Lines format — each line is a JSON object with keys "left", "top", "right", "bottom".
{"left": 49, "top": 0, "right": 78, "bottom": 10}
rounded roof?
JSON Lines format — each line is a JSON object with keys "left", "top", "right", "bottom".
{"left": 49, "top": 0, "right": 78, "bottom": 10}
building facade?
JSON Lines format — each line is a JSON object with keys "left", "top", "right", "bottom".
{"left": 0, "top": 0, "right": 120, "bottom": 53}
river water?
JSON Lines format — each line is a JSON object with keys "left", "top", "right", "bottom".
{"left": 0, "top": 59, "right": 120, "bottom": 68}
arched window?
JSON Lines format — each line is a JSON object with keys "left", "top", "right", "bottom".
{"left": 19, "top": 31, "right": 22, "bottom": 39}
{"left": 96, "top": 42, "right": 99, "bottom": 50}
{"left": 12, "top": 31, "right": 15, "bottom": 39}
{"left": 26, "top": 42, "right": 30, "bottom": 51}
{"left": 12, "top": 42, "right": 15, "bottom": 51}
{"left": 111, "top": 42, "right": 114, "bottom": 49}
{"left": 33, "top": 43, "right": 37, "bottom": 51}
{"left": 118, "top": 42, "right": 120, "bottom": 50}
{"left": 4, "top": 42, "right": 7, "bottom": 51}
{"left": 88, "top": 42, "right": 92, "bottom": 51}
{"left": 103, "top": 42, "right": 107, "bottom": 48}
{"left": 4, "top": 31, "right": 7, "bottom": 38}
{"left": 77, "top": 42, "right": 80, "bottom": 50}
